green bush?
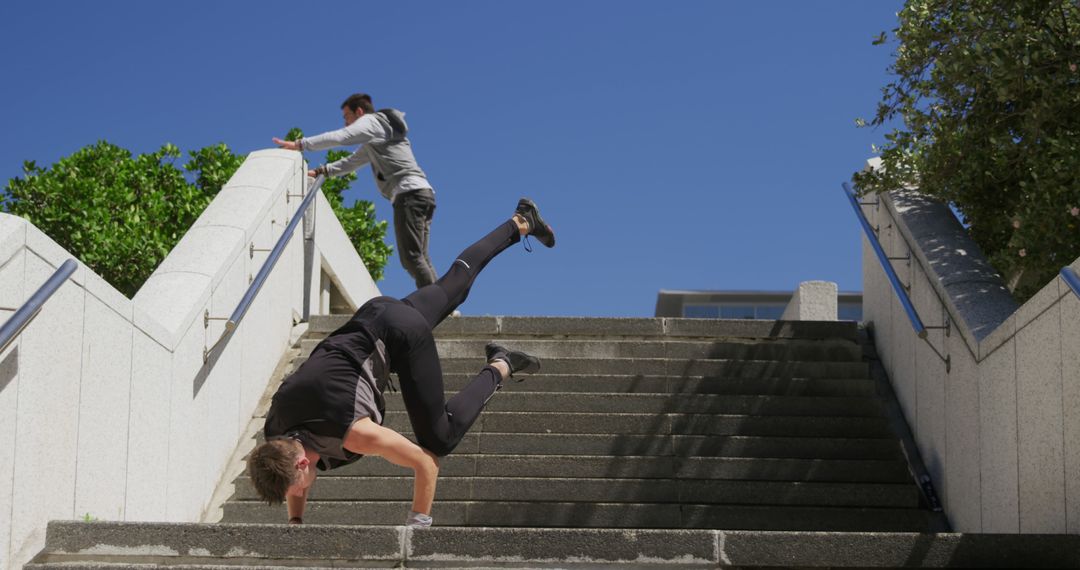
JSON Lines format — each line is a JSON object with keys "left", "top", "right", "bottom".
{"left": 2, "top": 138, "right": 392, "bottom": 297}
{"left": 855, "top": 0, "right": 1080, "bottom": 301}
{"left": 2, "top": 142, "right": 224, "bottom": 296}
{"left": 185, "top": 143, "right": 246, "bottom": 195}
{"left": 284, "top": 127, "right": 393, "bottom": 282}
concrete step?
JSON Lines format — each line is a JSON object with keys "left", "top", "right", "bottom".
{"left": 278, "top": 364, "right": 879, "bottom": 397}
{"left": 299, "top": 337, "right": 865, "bottom": 362}
{"left": 307, "top": 454, "right": 914, "bottom": 483}
{"left": 461, "top": 434, "right": 902, "bottom": 459}
{"left": 28, "top": 566, "right": 343, "bottom": 570}
{"left": 431, "top": 373, "right": 878, "bottom": 396}
{"left": 292, "top": 353, "right": 871, "bottom": 379}
{"left": 376, "top": 411, "right": 896, "bottom": 438}
{"left": 29, "top": 521, "right": 403, "bottom": 568}
{"left": 30, "top": 566, "right": 339, "bottom": 570}
{"left": 379, "top": 392, "right": 886, "bottom": 417}
{"left": 34, "top": 522, "right": 1080, "bottom": 568}
{"left": 254, "top": 391, "right": 885, "bottom": 419}
{"left": 221, "top": 500, "right": 937, "bottom": 531}
{"left": 310, "top": 315, "right": 861, "bottom": 342}
{"left": 253, "top": 432, "right": 901, "bottom": 459}
{"left": 455, "top": 356, "right": 871, "bottom": 379}
{"left": 228, "top": 477, "right": 918, "bottom": 508}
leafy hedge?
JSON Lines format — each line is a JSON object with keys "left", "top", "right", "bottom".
{"left": 2, "top": 139, "right": 391, "bottom": 297}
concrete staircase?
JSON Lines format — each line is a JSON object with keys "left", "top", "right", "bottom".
{"left": 40, "top": 316, "right": 1080, "bottom": 568}
{"left": 228, "top": 316, "right": 941, "bottom": 532}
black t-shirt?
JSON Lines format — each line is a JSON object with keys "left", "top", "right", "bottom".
{"left": 264, "top": 297, "right": 398, "bottom": 470}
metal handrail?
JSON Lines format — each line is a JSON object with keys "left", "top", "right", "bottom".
{"left": 1062, "top": 266, "right": 1080, "bottom": 300}
{"left": 842, "top": 182, "right": 928, "bottom": 338}
{"left": 842, "top": 182, "right": 952, "bottom": 372}
{"left": 204, "top": 174, "right": 324, "bottom": 361}
{"left": 0, "top": 258, "right": 79, "bottom": 354}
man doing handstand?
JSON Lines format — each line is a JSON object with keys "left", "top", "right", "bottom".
{"left": 246, "top": 198, "right": 556, "bottom": 527}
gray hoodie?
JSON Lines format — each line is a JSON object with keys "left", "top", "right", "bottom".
{"left": 300, "top": 108, "right": 433, "bottom": 204}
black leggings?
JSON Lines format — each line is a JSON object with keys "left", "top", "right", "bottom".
{"left": 395, "top": 219, "right": 520, "bottom": 456}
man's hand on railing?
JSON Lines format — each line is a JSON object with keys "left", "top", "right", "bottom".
{"left": 272, "top": 137, "right": 300, "bottom": 151}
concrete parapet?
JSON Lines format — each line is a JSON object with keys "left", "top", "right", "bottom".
{"left": 781, "top": 280, "right": 838, "bottom": 321}
{"left": 0, "top": 149, "right": 380, "bottom": 570}
{"left": 310, "top": 189, "right": 377, "bottom": 313}
{"left": 857, "top": 158, "right": 1080, "bottom": 534}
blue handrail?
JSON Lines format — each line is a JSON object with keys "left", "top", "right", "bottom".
{"left": 0, "top": 258, "right": 79, "bottom": 354}
{"left": 842, "top": 182, "right": 928, "bottom": 338}
{"left": 205, "top": 174, "right": 324, "bottom": 361}
{"left": 1062, "top": 266, "right": 1080, "bottom": 300}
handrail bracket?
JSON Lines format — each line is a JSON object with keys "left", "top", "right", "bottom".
{"left": 842, "top": 182, "right": 954, "bottom": 374}
{"left": 205, "top": 309, "right": 230, "bottom": 329}
{"left": 250, "top": 243, "right": 272, "bottom": 259}
{"left": 923, "top": 315, "right": 951, "bottom": 338}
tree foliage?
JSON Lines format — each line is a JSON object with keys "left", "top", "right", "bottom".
{"left": 2, "top": 142, "right": 230, "bottom": 296}
{"left": 284, "top": 127, "right": 393, "bottom": 281}
{"left": 185, "top": 143, "right": 246, "bottom": 195}
{"left": 854, "top": 0, "right": 1080, "bottom": 300}
{"left": 1, "top": 135, "right": 393, "bottom": 298}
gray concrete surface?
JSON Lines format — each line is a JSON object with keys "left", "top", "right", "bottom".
{"left": 857, "top": 167, "right": 1080, "bottom": 533}
{"left": 41, "top": 524, "right": 1080, "bottom": 568}
{"left": 30, "top": 312, "right": 961, "bottom": 567}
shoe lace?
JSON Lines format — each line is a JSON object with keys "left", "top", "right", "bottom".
{"left": 522, "top": 235, "right": 533, "bottom": 253}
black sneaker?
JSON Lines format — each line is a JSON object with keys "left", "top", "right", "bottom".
{"left": 515, "top": 198, "right": 556, "bottom": 248}
{"left": 485, "top": 342, "right": 541, "bottom": 381}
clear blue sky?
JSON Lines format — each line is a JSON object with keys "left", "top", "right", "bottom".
{"left": 1, "top": 1, "right": 903, "bottom": 317}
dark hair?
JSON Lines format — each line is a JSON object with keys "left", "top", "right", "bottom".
{"left": 341, "top": 93, "right": 375, "bottom": 114}
{"left": 246, "top": 439, "right": 300, "bottom": 505}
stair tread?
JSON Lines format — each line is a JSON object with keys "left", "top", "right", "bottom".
{"left": 65, "top": 523, "right": 1080, "bottom": 570}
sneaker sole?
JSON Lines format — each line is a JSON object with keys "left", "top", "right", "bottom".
{"left": 518, "top": 199, "right": 556, "bottom": 248}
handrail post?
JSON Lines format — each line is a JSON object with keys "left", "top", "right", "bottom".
{"left": 302, "top": 171, "right": 317, "bottom": 323}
